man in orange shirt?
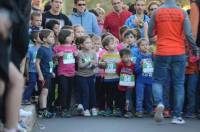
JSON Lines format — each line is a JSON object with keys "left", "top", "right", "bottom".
{"left": 148, "top": 0, "right": 199, "bottom": 124}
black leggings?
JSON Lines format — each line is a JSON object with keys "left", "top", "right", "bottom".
{"left": 58, "top": 76, "right": 74, "bottom": 110}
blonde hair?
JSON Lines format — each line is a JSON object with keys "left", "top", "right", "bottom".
{"left": 95, "top": 7, "right": 105, "bottom": 16}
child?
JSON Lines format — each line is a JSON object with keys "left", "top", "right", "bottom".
{"left": 45, "top": 20, "right": 61, "bottom": 44}
{"left": 76, "top": 35, "right": 98, "bottom": 117}
{"left": 23, "top": 31, "right": 41, "bottom": 104}
{"left": 74, "top": 25, "right": 85, "bottom": 49}
{"left": 99, "top": 35, "right": 121, "bottom": 116}
{"left": 116, "top": 48, "right": 135, "bottom": 118}
{"left": 53, "top": 29, "right": 77, "bottom": 118}
{"left": 185, "top": 45, "right": 199, "bottom": 118}
{"left": 135, "top": 39, "right": 153, "bottom": 118}
{"left": 36, "top": 29, "right": 55, "bottom": 118}
{"left": 29, "top": 12, "right": 42, "bottom": 33}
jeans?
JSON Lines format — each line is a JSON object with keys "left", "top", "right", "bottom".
{"left": 23, "top": 72, "right": 38, "bottom": 101}
{"left": 153, "top": 55, "right": 186, "bottom": 117}
{"left": 77, "top": 75, "right": 96, "bottom": 110}
{"left": 136, "top": 81, "right": 153, "bottom": 113}
{"left": 185, "top": 73, "right": 199, "bottom": 114}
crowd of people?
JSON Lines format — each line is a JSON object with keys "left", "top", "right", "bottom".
{"left": 0, "top": 0, "right": 200, "bottom": 131}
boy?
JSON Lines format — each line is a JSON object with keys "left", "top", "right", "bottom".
{"left": 36, "top": 29, "right": 55, "bottom": 118}
{"left": 116, "top": 48, "right": 135, "bottom": 118}
{"left": 29, "top": 12, "right": 42, "bottom": 33}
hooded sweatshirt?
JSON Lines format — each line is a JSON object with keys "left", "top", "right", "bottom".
{"left": 69, "top": 9, "right": 100, "bottom": 35}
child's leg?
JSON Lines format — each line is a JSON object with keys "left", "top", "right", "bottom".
{"left": 88, "top": 76, "right": 96, "bottom": 109}
{"left": 136, "top": 82, "right": 145, "bottom": 113}
{"left": 77, "top": 76, "right": 89, "bottom": 110}
{"left": 126, "top": 88, "right": 133, "bottom": 112}
{"left": 5, "top": 62, "right": 24, "bottom": 129}
{"left": 95, "top": 77, "right": 105, "bottom": 110}
{"left": 116, "top": 90, "right": 126, "bottom": 112}
{"left": 39, "top": 88, "right": 48, "bottom": 109}
{"left": 23, "top": 72, "right": 37, "bottom": 101}
{"left": 66, "top": 77, "right": 73, "bottom": 110}
{"left": 144, "top": 84, "right": 153, "bottom": 113}
{"left": 186, "top": 73, "right": 199, "bottom": 115}
{"left": 104, "top": 82, "right": 113, "bottom": 109}
{"left": 59, "top": 76, "right": 68, "bottom": 110}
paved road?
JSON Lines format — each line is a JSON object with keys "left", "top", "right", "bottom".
{"left": 33, "top": 117, "right": 200, "bottom": 132}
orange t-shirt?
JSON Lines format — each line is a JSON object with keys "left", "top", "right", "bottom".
{"left": 155, "top": 8, "right": 185, "bottom": 56}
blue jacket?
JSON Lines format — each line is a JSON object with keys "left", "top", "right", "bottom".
{"left": 69, "top": 10, "right": 100, "bottom": 35}
{"left": 130, "top": 45, "right": 139, "bottom": 64}
{"left": 135, "top": 51, "right": 153, "bottom": 84}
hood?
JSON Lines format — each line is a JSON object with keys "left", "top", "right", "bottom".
{"left": 71, "top": 8, "right": 89, "bottom": 17}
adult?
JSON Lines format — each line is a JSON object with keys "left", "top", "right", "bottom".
{"left": 147, "top": 1, "right": 160, "bottom": 17}
{"left": 125, "top": 0, "right": 149, "bottom": 39}
{"left": 31, "top": 0, "right": 42, "bottom": 13}
{"left": 42, "top": 0, "right": 72, "bottom": 29}
{"left": 104, "top": 0, "right": 132, "bottom": 39}
{"left": 69, "top": 0, "right": 100, "bottom": 35}
{"left": 148, "top": 0, "right": 198, "bottom": 124}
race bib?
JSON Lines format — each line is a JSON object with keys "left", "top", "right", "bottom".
{"left": 119, "top": 74, "right": 135, "bottom": 87}
{"left": 33, "top": 52, "right": 37, "bottom": 63}
{"left": 63, "top": 52, "right": 75, "bottom": 64}
{"left": 49, "top": 61, "right": 53, "bottom": 73}
{"left": 142, "top": 59, "right": 153, "bottom": 74}
{"left": 131, "top": 56, "right": 137, "bottom": 63}
{"left": 82, "top": 56, "right": 91, "bottom": 63}
{"left": 105, "top": 63, "right": 116, "bottom": 73}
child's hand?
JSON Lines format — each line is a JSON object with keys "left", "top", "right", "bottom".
{"left": 57, "top": 51, "right": 64, "bottom": 57}
{"left": 52, "top": 72, "right": 56, "bottom": 78}
{"left": 39, "top": 75, "right": 44, "bottom": 81}
{"left": 91, "top": 61, "right": 97, "bottom": 66}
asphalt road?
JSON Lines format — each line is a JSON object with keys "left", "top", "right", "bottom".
{"left": 33, "top": 117, "right": 200, "bottom": 132}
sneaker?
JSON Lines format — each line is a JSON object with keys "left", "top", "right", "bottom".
{"left": 98, "top": 110, "right": 105, "bottom": 116}
{"left": 135, "top": 112, "right": 143, "bottom": 118}
{"left": 113, "top": 108, "right": 123, "bottom": 117}
{"left": 154, "top": 103, "right": 165, "bottom": 122}
{"left": 22, "top": 100, "right": 31, "bottom": 105}
{"left": 38, "top": 110, "right": 54, "bottom": 118}
{"left": 77, "top": 104, "right": 84, "bottom": 114}
{"left": 124, "top": 112, "right": 133, "bottom": 118}
{"left": 103, "top": 108, "right": 113, "bottom": 117}
{"left": 18, "top": 123, "right": 27, "bottom": 132}
{"left": 91, "top": 108, "right": 98, "bottom": 116}
{"left": 19, "top": 109, "right": 32, "bottom": 117}
{"left": 164, "top": 109, "right": 171, "bottom": 118}
{"left": 61, "top": 110, "right": 71, "bottom": 118}
{"left": 84, "top": 109, "right": 91, "bottom": 117}
{"left": 171, "top": 117, "right": 186, "bottom": 124}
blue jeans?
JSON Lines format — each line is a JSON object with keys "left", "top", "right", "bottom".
{"left": 153, "top": 55, "right": 186, "bottom": 117}
{"left": 185, "top": 73, "right": 199, "bottom": 115}
{"left": 23, "top": 72, "right": 38, "bottom": 101}
{"left": 77, "top": 75, "right": 96, "bottom": 110}
{"left": 136, "top": 81, "right": 153, "bottom": 113}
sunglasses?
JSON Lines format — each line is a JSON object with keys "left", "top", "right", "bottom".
{"left": 78, "top": 3, "right": 86, "bottom": 6}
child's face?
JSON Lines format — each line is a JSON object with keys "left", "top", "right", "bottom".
{"left": 93, "top": 38, "right": 102, "bottom": 51}
{"left": 65, "top": 33, "right": 74, "bottom": 44}
{"left": 121, "top": 54, "right": 131, "bottom": 63}
{"left": 46, "top": 32, "right": 55, "bottom": 45}
{"left": 135, "top": 1, "right": 145, "bottom": 14}
{"left": 106, "top": 40, "right": 116, "bottom": 51}
{"left": 31, "top": 16, "right": 42, "bottom": 27}
{"left": 75, "top": 27, "right": 85, "bottom": 38}
{"left": 139, "top": 41, "right": 149, "bottom": 53}
{"left": 124, "top": 34, "right": 135, "bottom": 46}
{"left": 82, "top": 38, "right": 92, "bottom": 50}
{"left": 53, "top": 24, "right": 61, "bottom": 36}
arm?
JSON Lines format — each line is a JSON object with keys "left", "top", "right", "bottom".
{"left": 183, "top": 10, "right": 199, "bottom": 51}
{"left": 148, "top": 11, "right": 156, "bottom": 38}
{"left": 190, "top": 2, "right": 199, "bottom": 42}
{"left": 116, "top": 63, "right": 121, "bottom": 76}
{"left": 143, "top": 22, "right": 149, "bottom": 41}
{"left": 35, "top": 58, "right": 44, "bottom": 81}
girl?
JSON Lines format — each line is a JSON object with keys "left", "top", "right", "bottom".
{"left": 76, "top": 35, "right": 98, "bottom": 116}
{"left": 53, "top": 29, "right": 77, "bottom": 117}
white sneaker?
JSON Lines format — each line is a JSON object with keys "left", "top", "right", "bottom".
{"left": 154, "top": 103, "right": 165, "bottom": 122}
{"left": 83, "top": 109, "right": 91, "bottom": 117}
{"left": 171, "top": 117, "right": 186, "bottom": 124}
{"left": 77, "top": 104, "right": 84, "bottom": 113}
{"left": 91, "top": 108, "right": 98, "bottom": 116}
{"left": 18, "top": 123, "right": 27, "bottom": 132}
{"left": 19, "top": 109, "right": 32, "bottom": 117}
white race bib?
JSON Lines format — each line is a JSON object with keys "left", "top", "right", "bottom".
{"left": 105, "top": 63, "right": 116, "bottom": 73}
{"left": 63, "top": 52, "right": 75, "bottom": 64}
{"left": 119, "top": 74, "right": 135, "bottom": 87}
{"left": 49, "top": 61, "right": 53, "bottom": 73}
{"left": 142, "top": 59, "right": 153, "bottom": 74}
